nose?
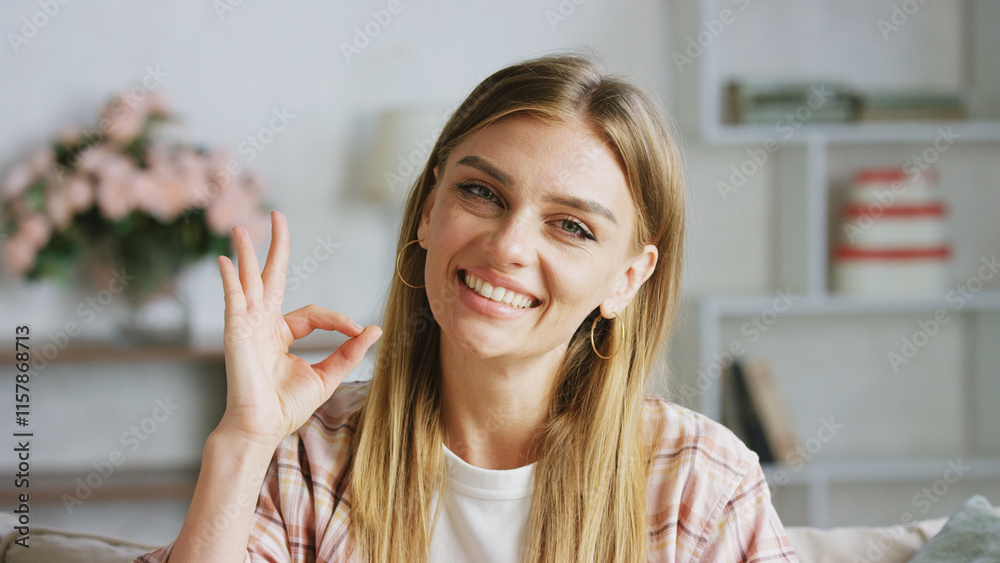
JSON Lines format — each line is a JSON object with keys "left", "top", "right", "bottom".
{"left": 482, "top": 214, "right": 535, "bottom": 268}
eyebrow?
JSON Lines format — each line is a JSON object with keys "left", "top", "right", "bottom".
{"left": 455, "top": 155, "right": 618, "bottom": 225}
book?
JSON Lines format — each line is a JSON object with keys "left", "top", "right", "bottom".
{"left": 724, "top": 80, "right": 863, "bottom": 124}
{"left": 740, "top": 359, "right": 799, "bottom": 465}
{"left": 724, "top": 360, "right": 774, "bottom": 463}
{"left": 858, "top": 92, "right": 966, "bottom": 122}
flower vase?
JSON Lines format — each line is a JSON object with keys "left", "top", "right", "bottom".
{"left": 117, "top": 281, "right": 191, "bottom": 345}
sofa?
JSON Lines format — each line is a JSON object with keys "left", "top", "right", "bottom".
{"left": 0, "top": 496, "right": 995, "bottom": 562}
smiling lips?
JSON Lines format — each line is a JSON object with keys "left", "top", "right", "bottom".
{"left": 461, "top": 271, "right": 539, "bottom": 309}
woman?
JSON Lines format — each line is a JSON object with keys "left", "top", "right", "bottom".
{"left": 137, "top": 53, "right": 797, "bottom": 562}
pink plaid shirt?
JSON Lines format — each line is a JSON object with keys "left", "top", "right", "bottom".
{"left": 136, "top": 381, "right": 797, "bottom": 562}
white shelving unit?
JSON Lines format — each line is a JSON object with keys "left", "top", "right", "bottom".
{"left": 673, "top": 0, "right": 1000, "bottom": 527}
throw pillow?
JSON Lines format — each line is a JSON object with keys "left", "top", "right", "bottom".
{"left": 908, "top": 494, "right": 1000, "bottom": 562}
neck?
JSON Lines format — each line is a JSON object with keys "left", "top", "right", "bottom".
{"left": 438, "top": 332, "right": 566, "bottom": 470}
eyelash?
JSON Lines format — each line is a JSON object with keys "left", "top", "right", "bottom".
{"left": 456, "top": 181, "right": 597, "bottom": 242}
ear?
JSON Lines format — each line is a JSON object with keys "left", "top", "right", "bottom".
{"left": 600, "top": 243, "right": 658, "bottom": 318}
{"left": 416, "top": 166, "right": 440, "bottom": 249}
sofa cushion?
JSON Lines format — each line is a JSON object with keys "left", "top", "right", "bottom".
{"left": 786, "top": 515, "right": 947, "bottom": 563}
{"left": 908, "top": 494, "right": 1000, "bottom": 562}
{"left": 0, "top": 513, "right": 159, "bottom": 563}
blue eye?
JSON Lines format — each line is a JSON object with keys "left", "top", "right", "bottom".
{"left": 458, "top": 181, "right": 499, "bottom": 203}
{"left": 457, "top": 181, "right": 596, "bottom": 242}
{"left": 558, "top": 218, "right": 596, "bottom": 241}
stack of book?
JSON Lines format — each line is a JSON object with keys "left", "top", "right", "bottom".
{"left": 722, "top": 359, "right": 798, "bottom": 465}
{"left": 725, "top": 81, "right": 862, "bottom": 124}
{"left": 725, "top": 80, "right": 966, "bottom": 124}
{"left": 859, "top": 92, "right": 966, "bottom": 122}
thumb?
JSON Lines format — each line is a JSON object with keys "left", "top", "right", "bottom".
{"left": 311, "top": 325, "right": 383, "bottom": 382}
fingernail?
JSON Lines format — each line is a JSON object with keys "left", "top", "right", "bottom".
{"left": 352, "top": 321, "right": 364, "bottom": 331}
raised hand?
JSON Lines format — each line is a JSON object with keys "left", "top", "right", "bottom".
{"left": 213, "top": 210, "right": 382, "bottom": 448}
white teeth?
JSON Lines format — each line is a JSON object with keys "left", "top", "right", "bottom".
{"left": 462, "top": 271, "right": 535, "bottom": 309}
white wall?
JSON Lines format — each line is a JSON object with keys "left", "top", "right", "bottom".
{"left": 0, "top": 0, "right": 778, "bottom": 346}
{"left": 1, "top": 0, "right": 773, "bottom": 543}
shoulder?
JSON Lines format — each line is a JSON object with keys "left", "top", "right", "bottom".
{"left": 642, "top": 394, "right": 759, "bottom": 480}
{"left": 641, "top": 395, "right": 765, "bottom": 551}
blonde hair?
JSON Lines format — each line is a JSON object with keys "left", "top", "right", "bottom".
{"left": 350, "top": 52, "right": 686, "bottom": 562}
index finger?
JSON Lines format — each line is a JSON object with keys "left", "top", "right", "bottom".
{"left": 260, "top": 211, "right": 290, "bottom": 305}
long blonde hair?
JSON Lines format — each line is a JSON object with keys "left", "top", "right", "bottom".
{"left": 350, "top": 53, "right": 686, "bottom": 562}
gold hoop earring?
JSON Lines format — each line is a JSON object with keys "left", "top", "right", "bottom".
{"left": 590, "top": 310, "right": 625, "bottom": 360}
{"left": 395, "top": 239, "right": 425, "bottom": 289}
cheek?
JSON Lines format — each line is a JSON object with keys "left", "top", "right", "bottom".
{"left": 427, "top": 202, "right": 483, "bottom": 262}
{"left": 545, "top": 257, "right": 609, "bottom": 313}
{"left": 421, "top": 209, "right": 468, "bottom": 302}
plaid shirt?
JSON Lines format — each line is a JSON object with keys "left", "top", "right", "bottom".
{"left": 135, "top": 381, "right": 797, "bottom": 562}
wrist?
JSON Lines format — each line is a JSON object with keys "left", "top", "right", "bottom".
{"left": 207, "top": 424, "right": 283, "bottom": 466}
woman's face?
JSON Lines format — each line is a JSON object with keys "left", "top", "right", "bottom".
{"left": 417, "top": 114, "right": 657, "bottom": 362}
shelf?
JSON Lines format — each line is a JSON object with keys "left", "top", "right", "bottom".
{"left": 762, "top": 457, "right": 1000, "bottom": 527}
{"left": 700, "top": 290, "right": 1000, "bottom": 318}
{"left": 762, "top": 457, "right": 1000, "bottom": 485}
{"left": 704, "top": 120, "right": 1000, "bottom": 146}
{"left": 0, "top": 466, "right": 199, "bottom": 505}
{"left": 0, "top": 337, "right": 351, "bottom": 366}
{"left": 692, "top": 0, "right": 1000, "bottom": 150}
{"left": 677, "top": 0, "right": 1000, "bottom": 528}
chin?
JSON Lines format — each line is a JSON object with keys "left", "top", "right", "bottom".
{"left": 441, "top": 321, "right": 520, "bottom": 360}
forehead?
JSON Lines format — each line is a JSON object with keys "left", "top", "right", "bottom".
{"left": 444, "top": 115, "right": 632, "bottom": 213}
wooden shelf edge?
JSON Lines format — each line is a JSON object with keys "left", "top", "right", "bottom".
{"left": 0, "top": 337, "right": 350, "bottom": 365}
{"left": 0, "top": 467, "right": 201, "bottom": 505}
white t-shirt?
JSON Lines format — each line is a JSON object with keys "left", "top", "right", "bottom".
{"left": 429, "top": 443, "right": 535, "bottom": 562}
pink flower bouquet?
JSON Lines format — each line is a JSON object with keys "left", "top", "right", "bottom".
{"left": 0, "top": 91, "right": 270, "bottom": 302}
